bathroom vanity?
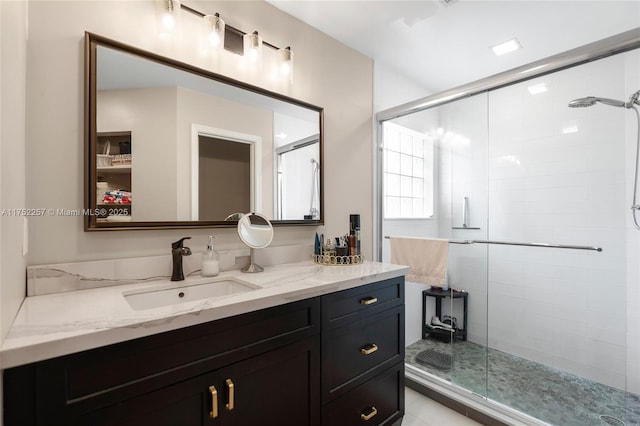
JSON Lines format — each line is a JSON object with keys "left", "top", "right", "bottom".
{"left": 2, "top": 261, "right": 407, "bottom": 426}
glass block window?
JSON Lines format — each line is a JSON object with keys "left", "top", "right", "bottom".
{"left": 383, "top": 122, "right": 434, "bottom": 219}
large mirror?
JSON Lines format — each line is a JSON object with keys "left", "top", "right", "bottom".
{"left": 84, "top": 32, "right": 323, "bottom": 230}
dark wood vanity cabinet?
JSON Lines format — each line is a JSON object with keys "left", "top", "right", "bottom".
{"left": 321, "top": 277, "right": 405, "bottom": 426}
{"left": 3, "top": 277, "right": 404, "bottom": 426}
{"left": 77, "top": 338, "right": 318, "bottom": 426}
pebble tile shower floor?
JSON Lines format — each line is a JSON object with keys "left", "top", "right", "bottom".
{"left": 406, "top": 339, "right": 640, "bottom": 426}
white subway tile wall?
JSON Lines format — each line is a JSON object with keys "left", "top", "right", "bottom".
{"left": 484, "top": 52, "right": 629, "bottom": 389}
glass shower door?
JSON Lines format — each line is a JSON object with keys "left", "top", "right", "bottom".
{"left": 437, "top": 94, "right": 490, "bottom": 399}
{"left": 482, "top": 53, "right": 630, "bottom": 425}
{"left": 380, "top": 41, "right": 637, "bottom": 426}
{"left": 381, "top": 93, "right": 490, "bottom": 401}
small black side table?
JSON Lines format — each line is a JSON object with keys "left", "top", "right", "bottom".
{"left": 422, "top": 287, "right": 469, "bottom": 341}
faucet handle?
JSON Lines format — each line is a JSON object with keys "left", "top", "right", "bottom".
{"left": 172, "top": 237, "right": 191, "bottom": 249}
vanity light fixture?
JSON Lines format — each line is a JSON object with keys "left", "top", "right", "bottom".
{"left": 278, "top": 46, "right": 294, "bottom": 83}
{"left": 204, "top": 13, "right": 225, "bottom": 49}
{"left": 160, "top": 2, "right": 295, "bottom": 83}
{"left": 491, "top": 37, "right": 522, "bottom": 56}
{"left": 243, "top": 31, "right": 263, "bottom": 62}
{"left": 158, "top": 0, "right": 181, "bottom": 32}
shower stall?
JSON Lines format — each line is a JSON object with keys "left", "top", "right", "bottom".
{"left": 376, "top": 29, "right": 640, "bottom": 425}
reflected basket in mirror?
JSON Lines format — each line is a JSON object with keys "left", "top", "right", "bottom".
{"left": 97, "top": 140, "right": 112, "bottom": 167}
{"left": 312, "top": 254, "right": 364, "bottom": 266}
{"left": 97, "top": 154, "right": 112, "bottom": 167}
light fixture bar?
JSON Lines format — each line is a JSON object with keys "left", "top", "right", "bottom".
{"left": 180, "top": 3, "right": 283, "bottom": 51}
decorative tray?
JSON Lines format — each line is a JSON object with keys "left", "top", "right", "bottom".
{"left": 312, "top": 254, "right": 364, "bottom": 266}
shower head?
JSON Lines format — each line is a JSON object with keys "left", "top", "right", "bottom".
{"left": 568, "top": 96, "right": 626, "bottom": 108}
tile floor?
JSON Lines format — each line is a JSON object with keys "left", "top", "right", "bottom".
{"left": 403, "top": 386, "right": 483, "bottom": 426}
{"left": 406, "top": 338, "right": 640, "bottom": 425}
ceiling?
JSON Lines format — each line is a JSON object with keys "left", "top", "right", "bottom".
{"left": 266, "top": 0, "right": 640, "bottom": 94}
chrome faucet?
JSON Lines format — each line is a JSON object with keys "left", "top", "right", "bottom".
{"left": 171, "top": 237, "right": 192, "bottom": 281}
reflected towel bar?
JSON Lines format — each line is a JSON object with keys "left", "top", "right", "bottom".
{"left": 384, "top": 236, "right": 603, "bottom": 252}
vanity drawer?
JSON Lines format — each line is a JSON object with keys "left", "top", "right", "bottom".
{"left": 322, "top": 277, "right": 404, "bottom": 329}
{"left": 322, "top": 305, "right": 404, "bottom": 401}
{"left": 323, "top": 362, "right": 404, "bottom": 426}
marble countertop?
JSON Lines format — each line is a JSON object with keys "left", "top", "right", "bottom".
{"left": 1, "top": 260, "right": 408, "bottom": 369}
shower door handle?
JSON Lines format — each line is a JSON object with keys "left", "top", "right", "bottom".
{"left": 462, "top": 196, "right": 468, "bottom": 228}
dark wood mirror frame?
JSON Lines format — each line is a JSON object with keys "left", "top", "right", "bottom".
{"left": 84, "top": 32, "right": 324, "bottom": 231}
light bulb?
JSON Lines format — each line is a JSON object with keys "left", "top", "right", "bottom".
{"left": 157, "top": 0, "right": 180, "bottom": 34}
{"left": 243, "top": 31, "right": 263, "bottom": 63}
{"left": 277, "top": 46, "right": 294, "bottom": 84}
{"left": 204, "top": 13, "right": 225, "bottom": 49}
{"left": 162, "top": 13, "right": 175, "bottom": 31}
{"left": 209, "top": 32, "right": 221, "bottom": 47}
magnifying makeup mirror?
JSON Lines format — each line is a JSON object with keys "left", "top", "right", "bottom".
{"left": 237, "top": 212, "right": 274, "bottom": 273}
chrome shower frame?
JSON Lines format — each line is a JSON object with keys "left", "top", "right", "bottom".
{"left": 374, "top": 27, "right": 640, "bottom": 261}
{"left": 373, "top": 28, "right": 640, "bottom": 426}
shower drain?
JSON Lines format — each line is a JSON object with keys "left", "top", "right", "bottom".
{"left": 600, "top": 414, "right": 626, "bottom": 426}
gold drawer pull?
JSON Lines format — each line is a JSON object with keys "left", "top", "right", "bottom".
{"left": 360, "top": 343, "right": 378, "bottom": 355}
{"left": 361, "top": 406, "right": 378, "bottom": 421}
{"left": 225, "top": 378, "right": 235, "bottom": 411}
{"left": 359, "top": 296, "right": 378, "bottom": 305}
{"left": 209, "top": 385, "right": 218, "bottom": 418}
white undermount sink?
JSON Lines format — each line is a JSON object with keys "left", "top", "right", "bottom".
{"left": 123, "top": 277, "right": 261, "bottom": 311}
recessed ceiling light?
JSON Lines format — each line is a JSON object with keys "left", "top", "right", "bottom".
{"left": 528, "top": 83, "right": 548, "bottom": 95}
{"left": 491, "top": 38, "right": 522, "bottom": 56}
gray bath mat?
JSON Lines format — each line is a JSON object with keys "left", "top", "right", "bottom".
{"left": 415, "top": 349, "right": 451, "bottom": 370}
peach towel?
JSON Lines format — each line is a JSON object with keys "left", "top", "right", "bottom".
{"left": 390, "top": 236, "right": 449, "bottom": 287}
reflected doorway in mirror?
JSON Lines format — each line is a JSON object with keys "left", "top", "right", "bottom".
{"left": 190, "top": 124, "right": 261, "bottom": 221}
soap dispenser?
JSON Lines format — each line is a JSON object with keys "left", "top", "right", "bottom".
{"left": 201, "top": 235, "right": 220, "bottom": 277}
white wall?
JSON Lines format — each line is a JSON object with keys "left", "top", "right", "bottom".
{"left": 1, "top": 0, "right": 28, "bottom": 421}
{"left": 486, "top": 54, "right": 630, "bottom": 390}
{"left": 374, "top": 61, "right": 433, "bottom": 112}
{"left": 176, "top": 86, "right": 273, "bottom": 220}
{"left": 1, "top": 0, "right": 28, "bottom": 342}
{"left": 98, "top": 87, "right": 178, "bottom": 221}
{"left": 24, "top": 0, "right": 372, "bottom": 268}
